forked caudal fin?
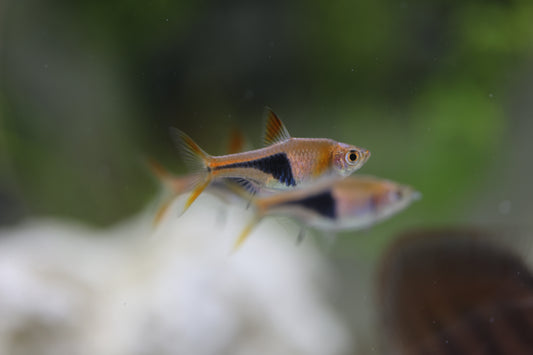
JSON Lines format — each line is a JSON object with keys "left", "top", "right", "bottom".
{"left": 145, "top": 157, "right": 176, "bottom": 188}
{"left": 170, "top": 128, "right": 212, "bottom": 213}
{"left": 263, "top": 108, "right": 291, "bottom": 146}
{"left": 170, "top": 128, "right": 210, "bottom": 171}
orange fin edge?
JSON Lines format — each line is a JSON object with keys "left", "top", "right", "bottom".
{"left": 232, "top": 216, "right": 261, "bottom": 252}
{"left": 180, "top": 177, "right": 212, "bottom": 215}
{"left": 170, "top": 128, "right": 209, "bottom": 172}
{"left": 227, "top": 128, "right": 245, "bottom": 154}
{"left": 263, "top": 108, "right": 291, "bottom": 146}
{"left": 152, "top": 195, "right": 177, "bottom": 227}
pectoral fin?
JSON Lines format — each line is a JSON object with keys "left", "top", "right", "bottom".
{"left": 296, "top": 227, "right": 307, "bottom": 245}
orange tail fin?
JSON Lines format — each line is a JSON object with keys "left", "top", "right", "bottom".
{"left": 170, "top": 128, "right": 212, "bottom": 213}
{"left": 145, "top": 157, "right": 185, "bottom": 226}
{"left": 145, "top": 157, "right": 173, "bottom": 185}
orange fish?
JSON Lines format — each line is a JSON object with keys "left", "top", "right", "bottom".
{"left": 172, "top": 109, "right": 371, "bottom": 213}
{"left": 233, "top": 176, "right": 420, "bottom": 249}
{"left": 148, "top": 129, "right": 248, "bottom": 225}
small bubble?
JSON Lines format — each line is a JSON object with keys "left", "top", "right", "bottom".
{"left": 444, "top": 339, "right": 449, "bottom": 344}
{"left": 489, "top": 316, "right": 494, "bottom": 323}
{"left": 488, "top": 93, "right": 494, "bottom": 98}
{"left": 165, "top": 18, "right": 169, "bottom": 22}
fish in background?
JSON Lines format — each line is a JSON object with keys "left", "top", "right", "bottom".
{"left": 148, "top": 129, "right": 249, "bottom": 225}
{"left": 378, "top": 228, "right": 533, "bottom": 355}
{"left": 233, "top": 176, "right": 420, "bottom": 249}
{"left": 172, "top": 109, "right": 371, "bottom": 213}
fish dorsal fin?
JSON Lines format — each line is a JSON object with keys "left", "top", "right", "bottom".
{"left": 263, "top": 108, "right": 291, "bottom": 146}
{"left": 227, "top": 128, "right": 245, "bottom": 154}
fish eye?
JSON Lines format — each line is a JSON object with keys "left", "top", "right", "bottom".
{"left": 345, "top": 151, "right": 359, "bottom": 164}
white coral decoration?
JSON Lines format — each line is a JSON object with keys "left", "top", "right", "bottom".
{"left": 0, "top": 196, "right": 352, "bottom": 355}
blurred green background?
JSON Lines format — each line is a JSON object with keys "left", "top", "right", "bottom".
{"left": 1, "top": 0, "right": 532, "bottom": 256}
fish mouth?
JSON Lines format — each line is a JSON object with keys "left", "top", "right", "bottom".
{"left": 360, "top": 149, "right": 371, "bottom": 164}
{"left": 411, "top": 190, "right": 423, "bottom": 201}
{"left": 401, "top": 187, "right": 422, "bottom": 202}
{"left": 350, "top": 149, "right": 371, "bottom": 172}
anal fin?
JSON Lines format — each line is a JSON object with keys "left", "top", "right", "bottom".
{"left": 224, "top": 177, "right": 260, "bottom": 196}
{"left": 232, "top": 217, "right": 261, "bottom": 252}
